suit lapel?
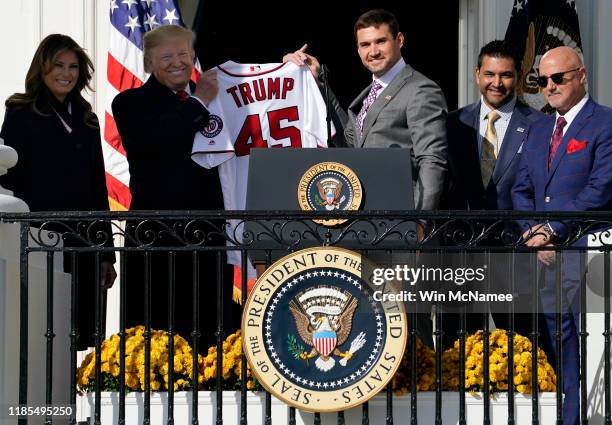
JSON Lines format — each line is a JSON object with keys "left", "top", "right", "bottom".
{"left": 349, "top": 86, "right": 370, "bottom": 112}
{"left": 547, "top": 99, "right": 594, "bottom": 184}
{"left": 462, "top": 103, "right": 481, "bottom": 175}
{"left": 359, "top": 65, "right": 413, "bottom": 147}
{"left": 146, "top": 74, "right": 182, "bottom": 103}
{"left": 460, "top": 103, "right": 489, "bottom": 197}
{"left": 529, "top": 116, "right": 555, "bottom": 188}
{"left": 348, "top": 86, "right": 370, "bottom": 145}
{"left": 492, "top": 107, "right": 529, "bottom": 184}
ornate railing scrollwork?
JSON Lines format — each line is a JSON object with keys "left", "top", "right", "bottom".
{"left": 0, "top": 211, "right": 611, "bottom": 252}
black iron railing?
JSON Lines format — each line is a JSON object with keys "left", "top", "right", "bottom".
{"left": 1, "top": 210, "right": 611, "bottom": 425}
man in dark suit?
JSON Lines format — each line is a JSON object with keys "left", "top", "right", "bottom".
{"left": 442, "top": 40, "right": 544, "bottom": 349}
{"left": 513, "top": 46, "right": 612, "bottom": 425}
{"left": 112, "top": 25, "right": 237, "bottom": 350}
{"left": 112, "top": 25, "right": 220, "bottom": 211}
{"left": 445, "top": 40, "right": 543, "bottom": 211}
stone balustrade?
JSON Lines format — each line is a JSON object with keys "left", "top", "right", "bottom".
{"left": 0, "top": 140, "right": 28, "bottom": 212}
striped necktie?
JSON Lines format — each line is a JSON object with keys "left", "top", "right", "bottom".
{"left": 548, "top": 116, "right": 567, "bottom": 168}
{"left": 480, "top": 110, "right": 500, "bottom": 187}
{"left": 356, "top": 81, "right": 382, "bottom": 136}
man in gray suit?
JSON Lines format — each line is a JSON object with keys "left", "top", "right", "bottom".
{"left": 284, "top": 9, "right": 447, "bottom": 347}
{"left": 284, "top": 8, "right": 448, "bottom": 212}
{"left": 441, "top": 40, "right": 544, "bottom": 349}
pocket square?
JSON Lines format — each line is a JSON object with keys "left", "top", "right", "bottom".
{"left": 566, "top": 138, "right": 587, "bottom": 154}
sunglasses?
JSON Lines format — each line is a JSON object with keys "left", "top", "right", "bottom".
{"left": 536, "top": 67, "right": 581, "bottom": 88}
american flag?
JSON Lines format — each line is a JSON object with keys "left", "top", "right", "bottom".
{"left": 105, "top": 0, "right": 198, "bottom": 210}
{"left": 505, "top": 0, "right": 583, "bottom": 112}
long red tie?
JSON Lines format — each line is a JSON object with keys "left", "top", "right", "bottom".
{"left": 548, "top": 116, "right": 567, "bottom": 169}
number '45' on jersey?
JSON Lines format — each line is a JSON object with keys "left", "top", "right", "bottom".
{"left": 191, "top": 61, "right": 333, "bottom": 278}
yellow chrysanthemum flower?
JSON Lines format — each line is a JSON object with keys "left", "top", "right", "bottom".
{"left": 441, "top": 329, "right": 556, "bottom": 394}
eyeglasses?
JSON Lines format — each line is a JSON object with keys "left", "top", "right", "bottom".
{"left": 536, "top": 67, "right": 581, "bottom": 88}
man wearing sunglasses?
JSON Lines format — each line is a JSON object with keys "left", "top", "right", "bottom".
{"left": 513, "top": 46, "right": 612, "bottom": 425}
{"left": 440, "top": 40, "right": 544, "bottom": 349}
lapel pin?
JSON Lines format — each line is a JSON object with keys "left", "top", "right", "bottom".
{"left": 385, "top": 95, "right": 392, "bottom": 101}
{"left": 517, "top": 127, "right": 525, "bottom": 133}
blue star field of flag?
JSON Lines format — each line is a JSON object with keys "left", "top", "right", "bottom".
{"left": 507, "top": 0, "right": 582, "bottom": 52}
{"left": 109, "top": 0, "right": 186, "bottom": 50}
{"left": 505, "top": 0, "right": 583, "bottom": 111}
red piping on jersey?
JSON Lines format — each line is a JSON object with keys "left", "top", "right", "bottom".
{"left": 216, "top": 62, "right": 288, "bottom": 77}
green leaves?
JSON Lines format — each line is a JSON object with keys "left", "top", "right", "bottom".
{"left": 287, "top": 334, "right": 305, "bottom": 360}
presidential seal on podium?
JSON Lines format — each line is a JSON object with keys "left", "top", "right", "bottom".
{"left": 242, "top": 247, "right": 407, "bottom": 412}
{"left": 297, "top": 162, "right": 363, "bottom": 226}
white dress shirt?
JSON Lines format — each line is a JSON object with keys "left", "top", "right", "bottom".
{"left": 554, "top": 93, "right": 589, "bottom": 137}
{"left": 371, "top": 57, "right": 406, "bottom": 96}
{"left": 478, "top": 97, "right": 517, "bottom": 157}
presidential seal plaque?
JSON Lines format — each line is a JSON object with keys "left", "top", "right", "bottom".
{"left": 242, "top": 247, "right": 407, "bottom": 412}
{"left": 297, "top": 162, "right": 363, "bottom": 226}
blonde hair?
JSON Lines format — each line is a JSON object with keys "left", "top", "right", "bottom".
{"left": 143, "top": 25, "right": 195, "bottom": 72}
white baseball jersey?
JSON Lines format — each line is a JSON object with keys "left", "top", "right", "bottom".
{"left": 192, "top": 61, "right": 332, "bottom": 278}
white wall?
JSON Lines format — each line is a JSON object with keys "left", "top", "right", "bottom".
{"left": 0, "top": 0, "right": 105, "bottom": 129}
{"left": 585, "top": 0, "right": 612, "bottom": 106}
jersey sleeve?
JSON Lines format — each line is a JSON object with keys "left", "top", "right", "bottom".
{"left": 302, "top": 67, "right": 333, "bottom": 148}
{"left": 191, "top": 95, "right": 235, "bottom": 169}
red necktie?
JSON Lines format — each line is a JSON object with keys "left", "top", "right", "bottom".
{"left": 176, "top": 89, "right": 189, "bottom": 101}
{"left": 548, "top": 116, "right": 567, "bottom": 169}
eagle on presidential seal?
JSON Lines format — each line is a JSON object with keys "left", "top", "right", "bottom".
{"left": 288, "top": 286, "right": 366, "bottom": 372}
{"left": 316, "top": 178, "right": 346, "bottom": 210}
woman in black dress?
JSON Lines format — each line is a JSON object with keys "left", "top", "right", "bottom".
{"left": 0, "top": 34, "right": 116, "bottom": 350}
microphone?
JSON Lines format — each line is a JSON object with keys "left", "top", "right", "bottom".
{"left": 318, "top": 65, "right": 328, "bottom": 83}
{"left": 319, "top": 64, "right": 333, "bottom": 145}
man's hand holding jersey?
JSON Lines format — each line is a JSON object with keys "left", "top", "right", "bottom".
{"left": 194, "top": 69, "right": 219, "bottom": 106}
{"left": 283, "top": 44, "right": 322, "bottom": 86}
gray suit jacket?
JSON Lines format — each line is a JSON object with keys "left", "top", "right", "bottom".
{"left": 344, "top": 64, "right": 448, "bottom": 210}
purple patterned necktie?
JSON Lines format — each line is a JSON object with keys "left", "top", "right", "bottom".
{"left": 356, "top": 81, "right": 382, "bottom": 136}
{"left": 548, "top": 116, "right": 567, "bottom": 169}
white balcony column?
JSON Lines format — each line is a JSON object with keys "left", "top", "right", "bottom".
{"left": 0, "top": 141, "right": 29, "bottom": 213}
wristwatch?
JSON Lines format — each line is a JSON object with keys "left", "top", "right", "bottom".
{"left": 542, "top": 222, "right": 556, "bottom": 240}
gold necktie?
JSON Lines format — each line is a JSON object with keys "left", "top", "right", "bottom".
{"left": 480, "top": 110, "right": 500, "bottom": 187}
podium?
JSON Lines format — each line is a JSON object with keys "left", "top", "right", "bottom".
{"left": 244, "top": 148, "right": 416, "bottom": 262}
